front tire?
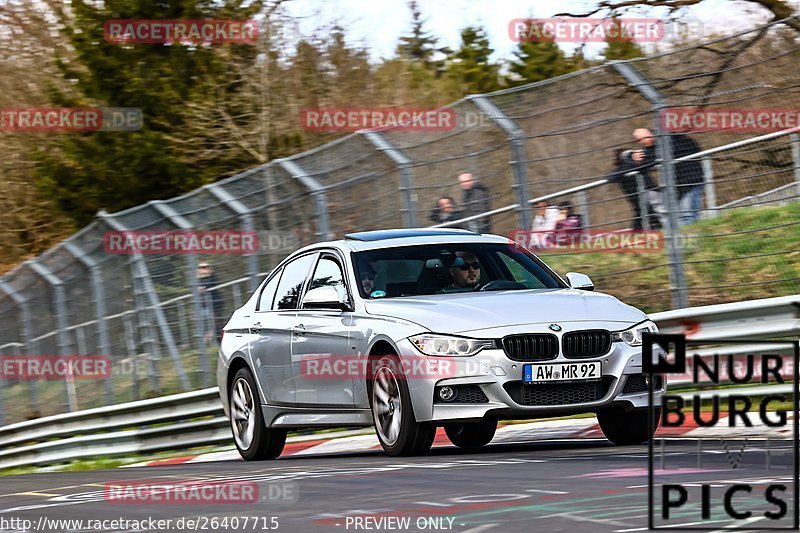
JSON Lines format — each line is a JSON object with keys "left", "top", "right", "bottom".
{"left": 598, "top": 406, "right": 660, "bottom": 445}
{"left": 444, "top": 419, "right": 497, "bottom": 449}
{"left": 370, "top": 355, "right": 436, "bottom": 456}
{"left": 230, "top": 367, "right": 287, "bottom": 460}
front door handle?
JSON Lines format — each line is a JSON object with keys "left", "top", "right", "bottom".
{"left": 291, "top": 324, "right": 306, "bottom": 337}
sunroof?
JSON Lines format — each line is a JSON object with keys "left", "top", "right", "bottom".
{"left": 344, "top": 228, "right": 478, "bottom": 242}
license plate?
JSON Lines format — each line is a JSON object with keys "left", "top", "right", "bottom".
{"left": 523, "top": 361, "right": 601, "bottom": 384}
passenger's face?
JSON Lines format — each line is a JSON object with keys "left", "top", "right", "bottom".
{"left": 451, "top": 254, "right": 480, "bottom": 287}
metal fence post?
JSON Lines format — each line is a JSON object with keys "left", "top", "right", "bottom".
{"left": 360, "top": 131, "right": 417, "bottom": 228}
{"left": 791, "top": 133, "right": 800, "bottom": 198}
{"left": 576, "top": 190, "right": 591, "bottom": 228}
{"left": 98, "top": 211, "right": 191, "bottom": 391}
{"left": 0, "top": 282, "right": 39, "bottom": 422}
{"left": 613, "top": 62, "right": 688, "bottom": 310}
{"left": 205, "top": 183, "right": 260, "bottom": 292}
{"left": 702, "top": 158, "right": 717, "bottom": 218}
{"left": 149, "top": 200, "right": 210, "bottom": 388}
{"left": 634, "top": 172, "right": 651, "bottom": 231}
{"left": 468, "top": 94, "right": 533, "bottom": 231}
{"left": 63, "top": 242, "right": 113, "bottom": 405}
{"left": 0, "top": 283, "right": 38, "bottom": 415}
{"left": 278, "top": 159, "right": 331, "bottom": 240}
{"left": 26, "top": 260, "right": 76, "bottom": 412}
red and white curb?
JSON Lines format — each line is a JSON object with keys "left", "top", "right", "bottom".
{"left": 122, "top": 414, "right": 792, "bottom": 468}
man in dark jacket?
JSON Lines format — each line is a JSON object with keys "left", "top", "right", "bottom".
{"left": 197, "top": 262, "right": 224, "bottom": 344}
{"left": 458, "top": 173, "right": 492, "bottom": 233}
{"left": 632, "top": 128, "right": 704, "bottom": 225}
{"left": 608, "top": 148, "right": 661, "bottom": 230}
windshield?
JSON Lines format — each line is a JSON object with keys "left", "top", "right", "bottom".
{"left": 353, "top": 243, "right": 565, "bottom": 299}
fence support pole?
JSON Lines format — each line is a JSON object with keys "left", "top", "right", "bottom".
{"left": 63, "top": 242, "right": 113, "bottom": 405}
{"left": 278, "top": 159, "right": 331, "bottom": 240}
{"left": 468, "top": 94, "right": 533, "bottom": 232}
{"left": 361, "top": 131, "right": 417, "bottom": 228}
{"left": 98, "top": 211, "right": 190, "bottom": 391}
{"left": 613, "top": 62, "right": 688, "bottom": 310}
{"left": 791, "top": 133, "right": 800, "bottom": 199}
{"left": 576, "top": 190, "right": 591, "bottom": 228}
{"left": 634, "top": 172, "right": 651, "bottom": 231}
{"left": 702, "top": 158, "right": 717, "bottom": 218}
{"left": 26, "top": 261, "right": 76, "bottom": 412}
{"left": 205, "top": 183, "right": 261, "bottom": 293}
{"left": 0, "top": 282, "right": 39, "bottom": 423}
{"left": 150, "top": 201, "right": 211, "bottom": 388}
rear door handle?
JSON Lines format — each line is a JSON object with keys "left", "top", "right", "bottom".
{"left": 250, "top": 322, "right": 262, "bottom": 334}
{"left": 291, "top": 324, "right": 306, "bottom": 337}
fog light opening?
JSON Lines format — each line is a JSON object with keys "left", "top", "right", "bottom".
{"left": 644, "top": 374, "right": 664, "bottom": 389}
{"left": 438, "top": 386, "right": 457, "bottom": 402}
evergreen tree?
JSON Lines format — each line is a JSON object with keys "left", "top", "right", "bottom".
{"left": 602, "top": 17, "right": 646, "bottom": 61}
{"left": 35, "top": 0, "right": 262, "bottom": 226}
{"left": 397, "top": 1, "right": 438, "bottom": 66}
{"left": 506, "top": 21, "right": 574, "bottom": 86}
{"left": 443, "top": 26, "right": 500, "bottom": 96}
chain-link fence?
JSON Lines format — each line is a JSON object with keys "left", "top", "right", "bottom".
{"left": 1, "top": 18, "right": 799, "bottom": 425}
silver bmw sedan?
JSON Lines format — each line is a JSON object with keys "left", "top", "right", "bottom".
{"left": 217, "top": 229, "right": 663, "bottom": 459}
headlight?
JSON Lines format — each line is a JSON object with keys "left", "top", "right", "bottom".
{"left": 409, "top": 334, "right": 495, "bottom": 356}
{"left": 612, "top": 320, "right": 658, "bottom": 346}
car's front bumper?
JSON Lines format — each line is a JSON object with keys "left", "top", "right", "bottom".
{"left": 394, "top": 337, "right": 665, "bottom": 423}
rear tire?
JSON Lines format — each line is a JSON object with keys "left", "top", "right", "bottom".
{"left": 444, "top": 419, "right": 497, "bottom": 448}
{"left": 370, "top": 355, "right": 436, "bottom": 456}
{"left": 598, "top": 406, "right": 660, "bottom": 445}
{"left": 230, "top": 367, "right": 287, "bottom": 460}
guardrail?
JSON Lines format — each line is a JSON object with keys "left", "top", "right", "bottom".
{"left": 0, "top": 294, "right": 797, "bottom": 470}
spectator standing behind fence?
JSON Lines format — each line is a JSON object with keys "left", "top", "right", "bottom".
{"left": 458, "top": 172, "right": 492, "bottom": 233}
{"left": 197, "top": 262, "right": 224, "bottom": 344}
{"left": 554, "top": 201, "right": 582, "bottom": 235}
{"left": 429, "top": 196, "right": 464, "bottom": 227}
{"left": 609, "top": 148, "right": 661, "bottom": 230}
{"left": 632, "top": 128, "right": 704, "bottom": 225}
{"left": 531, "top": 201, "right": 560, "bottom": 232}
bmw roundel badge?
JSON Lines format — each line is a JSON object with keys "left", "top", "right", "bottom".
{"left": 548, "top": 324, "right": 562, "bottom": 332}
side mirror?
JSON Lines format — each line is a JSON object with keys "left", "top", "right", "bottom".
{"left": 566, "top": 272, "right": 595, "bottom": 291}
{"left": 302, "top": 286, "right": 351, "bottom": 311}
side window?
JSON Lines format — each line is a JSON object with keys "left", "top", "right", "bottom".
{"left": 273, "top": 254, "right": 317, "bottom": 310}
{"left": 257, "top": 269, "right": 282, "bottom": 311}
{"left": 498, "top": 252, "right": 546, "bottom": 289}
{"left": 308, "top": 256, "right": 347, "bottom": 302}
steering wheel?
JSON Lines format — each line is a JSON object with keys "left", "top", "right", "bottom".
{"left": 478, "top": 280, "right": 527, "bottom": 291}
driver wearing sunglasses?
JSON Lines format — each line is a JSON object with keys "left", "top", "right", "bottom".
{"left": 442, "top": 251, "right": 482, "bottom": 292}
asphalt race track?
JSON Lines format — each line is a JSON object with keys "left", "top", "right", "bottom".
{"left": 0, "top": 437, "right": 795, "bottom": 533}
